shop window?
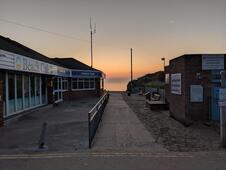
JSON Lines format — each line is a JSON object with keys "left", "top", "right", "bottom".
{"left": 62, "top": 78, "right": 68, "bottom": 90}
{"left": 5, "top": 73, "right": 47, "bottom": 117}
{"left": 30, "top": 76, "right": 35, "bottom": 106}
{"left": 35, "top": 77, "right": 40, "bottom": 105}
{"left": 90, "top": 79, "right": 95, "bottom": 89}
{"left": 24, "top": 75, "right": 30, "bottom": 108}
{"left": 72, "top": 78, "right": 95, "bottom": 90}
{"left": 8, "top": 74, "right": 15, "bottom": 113}
{"left": 84, "top": 79, "right": 89, "bottom": 89}
{"left": 72, "top": 79, "right": 78, "bottom": 89}
{"left": 78, "top": 78, "right": 84, "bottom": 89}
{"left": 41, "top": 76, "right": 47, "bottom": 104}
{"left": 16, "top": 75, "right": 23, "bottom": 111}
{"left": 53, "top": 78, "right": 58, "bottom": 91}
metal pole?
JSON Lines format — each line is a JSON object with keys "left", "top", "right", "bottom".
{"left": 91, "top": 31, "right": 93, "bottom": 68}
{"left": 220, "top": 71, "right": 226, "bottom": 147}
{"left": 131, "top": 48, "right": 133, "bottom": 92}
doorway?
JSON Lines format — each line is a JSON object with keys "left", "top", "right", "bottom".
{"left": 53, "top": 77, "right": 63, "bottom": 103}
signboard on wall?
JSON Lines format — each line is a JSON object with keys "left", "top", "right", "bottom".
{"left": 71, "top": 70, "right": 102, "bottom": 78}
{"left": 171, "top": 73, "right": 181, "bottom": 95}
{"left": 0, "top": 50, "right": 70, "bottom": 76}
{"left": 219, "top": 88, "right": 226, "bottom": 107}
{"left": 202, "top": 54, "right": 224, "bottom": 70}
{"left": 190, "top": 85, "right": 203, "bottom": 102}
{"left": 165, "top": 73, "right": 169, "bottom": 84}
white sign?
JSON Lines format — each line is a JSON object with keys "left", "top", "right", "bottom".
{"left": 202, "top": 54, "right": 224, "bottom": 70}
{"left": 190, "top": 85, "right": 203, "bottom": 102}
{"left": 219, "top": 88, "right": 226, "bottom": 107}
{"left": 165, "top": 73, "right": 169, "bottom": 84}
{"left": 0, "top": 49, "right": 69, "bottom": 76}
{"left": 219, "top": 88, "right": 226, "bottom": 101}
{"left": 171, "top": 73, "right": 181, "bottom": 95}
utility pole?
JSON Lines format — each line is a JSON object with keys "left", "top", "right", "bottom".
{"left": 90, "top": 18, "right": 96, "bottom": 68}
{"left": 130, "top": 48, "right": 133, "bottom": 92}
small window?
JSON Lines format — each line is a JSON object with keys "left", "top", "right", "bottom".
{"left": 62, "top": 78, "right": 68, "bottom": 90}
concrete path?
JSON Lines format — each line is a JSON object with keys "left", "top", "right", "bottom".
{"left": 93, "top": 93, "right": 166, "bottom": 151}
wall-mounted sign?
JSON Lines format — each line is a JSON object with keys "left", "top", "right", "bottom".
{"left": 171, "top": 73, "right": 181, "bottom": 95}
{"left": 219, "top": 88, "right": 226, "bottom": 107}
{"left": 72, "top": 70, "right": 102, "bottom": 78}
{"left": 0, "top": 50, "right": 70, "bottom": 77}
{"left": 202, "top": 54, "right": 224, "bottom": 70}
{"left": 165, "top": 73, "right": 169, "bottom": 84}
{"left": 190, "top": 85, "right": 203, "bottom": 102}
{"left": 0, "top": 49, "right": 103, "bottom": 78}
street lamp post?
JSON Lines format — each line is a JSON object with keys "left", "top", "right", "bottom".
{"left": 161, "top": 57, "right": 165, "bottom": 71}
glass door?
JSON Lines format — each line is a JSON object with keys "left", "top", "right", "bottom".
{"left": 53, "top": 77, "right": 63, "bottom": 103}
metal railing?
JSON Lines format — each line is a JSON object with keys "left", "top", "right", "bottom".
{"left": 88, "top": 92, "right": 109, "bottom": 148}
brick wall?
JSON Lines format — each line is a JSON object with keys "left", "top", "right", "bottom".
{"left": 63, "top": 90, "right": 98, "bottom": 100}
{"left": 184, "top": 55, "right": 211, "bottom": 121}
{"left": 165, "top": 56, "right": 187, "bottom": 123}
{"left": 165, "top": 55, "right": 213, "bottom": 124}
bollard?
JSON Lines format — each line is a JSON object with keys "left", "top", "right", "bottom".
{"left": 38, "top": 122, "right": 48, "bottom": 151}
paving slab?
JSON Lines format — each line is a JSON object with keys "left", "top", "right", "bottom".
{"left": 93, "top": 93, "right": 166, "bottom": 151}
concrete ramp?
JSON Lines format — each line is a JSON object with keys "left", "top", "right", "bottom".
{"left": 93, "top": 93, "right": 166, "bottom": 151}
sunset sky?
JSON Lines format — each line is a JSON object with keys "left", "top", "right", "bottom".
{"left": 0, "top": 0, "right": 226, "bottom": 90}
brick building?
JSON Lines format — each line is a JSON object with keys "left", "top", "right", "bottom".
{"left": 165, "top": 54, "right": 226, "bottom": 125}
{"left": 0, "top": 35, "right": 104, "bottom": 127}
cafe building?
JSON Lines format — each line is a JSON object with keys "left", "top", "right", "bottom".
{"left": 0, "top": 35, "right": 104, "bottom": 126}
{"left": 165, "top": 54, "right": 226, "bottom": 125}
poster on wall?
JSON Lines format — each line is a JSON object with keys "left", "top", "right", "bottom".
{"left": 165, "top": 73, "right": 169, "bottom": 84}
{"left": 171, "top": 73, "right": 181, "bottom": 95}
{"left": 219, "top": 88, "right": 226, "bottom": 107}
{"left": 190, "top": 85, "right": 203, "bottom": 102}
{"left": 202, "top": 54, "right": 224, "bottom": 70}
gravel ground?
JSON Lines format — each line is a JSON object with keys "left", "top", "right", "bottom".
{"left": 122, "top": 92, "right": 226, "bottom": 152}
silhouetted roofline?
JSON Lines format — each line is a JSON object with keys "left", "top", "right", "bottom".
{"left": 0, "top": 35, "right": 61, "bottom": 66}
{"left": 52, "top": 58, "right": 101, "bottom": 72}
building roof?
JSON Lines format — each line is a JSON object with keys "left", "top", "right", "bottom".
{"left": 0, "top": 35, "right": 60, "bottom": 66}
{"left": 0, "top": 35, "right": 102, "bottom": 73}
{"left": 52, "top": 58, "right": 100, "bottom": 72}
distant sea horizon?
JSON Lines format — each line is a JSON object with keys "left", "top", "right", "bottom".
{"left": 105, "top": 77, "right": 129, "bottom": 91}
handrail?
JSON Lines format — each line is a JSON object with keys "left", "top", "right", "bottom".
{"left": 89, "top": 92, "right": 109, "bottom": 121}
{"left": 89, "top": 92, "right": 108, "bottom": 114}
{"left": 88, "top": 91, "right": 109, "bottom": 148}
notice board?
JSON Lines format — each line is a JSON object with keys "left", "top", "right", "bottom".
{"left": 171, "top": 73, "right": 181, "bottom": 95}
{"left": 190, "top": 85, "right": 203, "bottom": 102}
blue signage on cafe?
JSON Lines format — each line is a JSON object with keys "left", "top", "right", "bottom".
{"left": 71, "top": 70, "right": 102, "bottom": 78}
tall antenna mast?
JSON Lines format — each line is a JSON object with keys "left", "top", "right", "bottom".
{"left": 90, "top": 18, "right": 96, "bottom": 68}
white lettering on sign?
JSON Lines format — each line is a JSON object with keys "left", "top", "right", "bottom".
{"left": 171, "top": 73, "right": 181, "bottom": 95}
{"left": 202, "top": 54, "right": 224, "bottom": 70}
{"left": 0, "top": 49, "right": 69, "bottom": 76}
